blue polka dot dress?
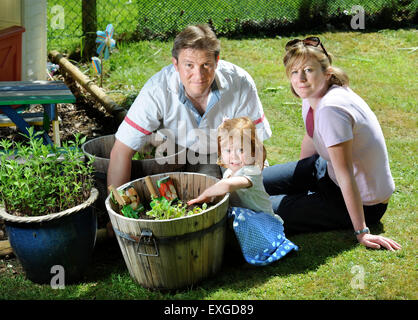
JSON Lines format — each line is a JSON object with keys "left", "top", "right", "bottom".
{"left": 228, "top": 207, "right": 298, "bottom": 266}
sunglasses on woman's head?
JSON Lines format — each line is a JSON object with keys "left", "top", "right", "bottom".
{"left": 285, "top": 36, "right": 330, "bottom": 59}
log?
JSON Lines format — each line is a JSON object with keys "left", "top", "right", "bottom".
{"left": 0, "top": 227, "right": 110, "bottom": 257}
{"left": 48, "top": 50, "right": 127, "bottom": 124}
{"left": 0, "top": 239, "right": 12, "bottom": 256}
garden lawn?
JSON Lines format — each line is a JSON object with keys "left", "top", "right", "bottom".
{"left": 1, "top": 29, "right": 416, "bottom": 300}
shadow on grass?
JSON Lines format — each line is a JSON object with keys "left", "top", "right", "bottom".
{"left": 181, "top": 222, "right": 385, "bottom": 297}
{"left": 82, "top": 237, "right": 126, "bottom": 283}
{"left": 76, "top": 222, "right": 385, "bottom": 298}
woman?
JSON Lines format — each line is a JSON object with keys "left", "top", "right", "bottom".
{"left": 263, "top": 37, "right": 401, "bottom": 251}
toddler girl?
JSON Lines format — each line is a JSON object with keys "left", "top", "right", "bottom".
{"left": 188, "top": 117, "right": 298, "bottom": 265}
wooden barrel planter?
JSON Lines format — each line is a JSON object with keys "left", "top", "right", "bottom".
{"left": 105, "top": 172, "right": 229, "bottom": 290}
{"left": 82, "top": 134, "right": 186, "bottom": 221}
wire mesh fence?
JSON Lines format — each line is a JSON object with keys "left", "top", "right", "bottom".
{"left": 47, "top": 0, "right": 417, "bottom": 43}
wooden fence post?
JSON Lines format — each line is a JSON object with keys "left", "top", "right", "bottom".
{"left": 82, "top": 0, "right": 97, "bottom": 61}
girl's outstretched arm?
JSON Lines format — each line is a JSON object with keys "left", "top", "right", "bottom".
{"left": 187, "top": 176, "right": 251, "bottom": 205}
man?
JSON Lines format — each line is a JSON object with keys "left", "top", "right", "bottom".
{"left": 107, "top": 24, "right": 271, "bottom": 188}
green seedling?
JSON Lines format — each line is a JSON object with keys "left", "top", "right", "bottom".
{"left": 146, "top": 198, "right": 207, "bottom": 220}
{"left": 132, "top": 146, "right": 156, "bottom": 160}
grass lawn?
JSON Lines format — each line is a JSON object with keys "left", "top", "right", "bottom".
{"left": 1, "top": 29, "right": 417, "bottom": 300}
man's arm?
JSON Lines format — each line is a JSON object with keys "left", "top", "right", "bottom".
{"left": 107, "top": 139, "right": 136, "bottom": 188}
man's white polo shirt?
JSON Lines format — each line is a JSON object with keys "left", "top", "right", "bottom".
{"left": 115, "top": 60, "right": 272, "bottom": 154}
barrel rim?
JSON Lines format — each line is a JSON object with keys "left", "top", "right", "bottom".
{"left": 105, "top": 172, "right": 229, "bottom": 223}
{"left": 81, "top": 134, "right": 187, "bottom": 163}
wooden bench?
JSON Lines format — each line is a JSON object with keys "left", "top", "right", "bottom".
{"left": 0, "top": 80, "right": 75, "bottom": 146}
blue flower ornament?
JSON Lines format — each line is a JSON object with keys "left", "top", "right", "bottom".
{"left": 96, "top": 24, "right": 116, "bottom": 60}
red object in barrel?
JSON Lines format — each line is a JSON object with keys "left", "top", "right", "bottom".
{"left": 157, "top": 176, "right": 178, "bottom": 202}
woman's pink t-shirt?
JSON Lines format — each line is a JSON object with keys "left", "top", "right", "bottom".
{"left": 302, "top": 85, "right": 395, "bottom": 205}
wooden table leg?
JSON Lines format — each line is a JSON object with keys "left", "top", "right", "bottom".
{"left": 43, "top": 103, "right": 60, "bottom": 146}
{"left": 52, "top": 119, "right": 61, "bottom": 147}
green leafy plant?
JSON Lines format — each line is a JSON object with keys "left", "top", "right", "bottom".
{"left": 131, "top": 146, "right": 169, "bottom": 161}
{"left": 131, "top": 146, "right": 156, "bottom": 160}
{"left": 146, "top": 197, "right": 208, "bottom": 220}
{"left": 0, "top": 128, "right": 95, "bottom": 216}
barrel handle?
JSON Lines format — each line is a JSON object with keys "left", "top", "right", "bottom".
{"left": 137, "top": 229, "right": 159, "bottom": 257}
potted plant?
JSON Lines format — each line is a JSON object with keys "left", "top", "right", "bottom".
{"left": 105, "top": 173, "right": 230, "bottom": 290}
{"left": 0, "top": 128, "right": 98, "bottom": 284}
{"left": 81, "top": 133, "right": 187, "bottom": 225}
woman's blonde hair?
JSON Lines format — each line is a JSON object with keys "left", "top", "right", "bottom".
{"left": 283, "top": 41, "right": 349, "bottom": 97}
{"left": 217, "top": 116, "right": 266, "bottom": 170}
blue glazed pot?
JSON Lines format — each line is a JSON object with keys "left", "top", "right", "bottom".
{"left": 1, "top": 188, "right": 98, "bottom": 284}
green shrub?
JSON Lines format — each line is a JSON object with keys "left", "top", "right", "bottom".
{"left": 0, "top": 128, "right": 95, "bottom": 216}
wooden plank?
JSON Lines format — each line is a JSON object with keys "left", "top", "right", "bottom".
{"left": 0, "top": 81, "right": 67, "bottom": 91}
{"left": 0, "top": 114, "right": 61, "bottom": 127}
{"left": 123, "top": 179, "right": 156, "bottom": 288}
{"left": 149, "top": 218, "right": 179, "bottom": 289}
{"left": 212, "top": 196, "right": 228, "bottom": 273}
{"left": 0, "top": 84, "right": 70, "bottom": 92}
{"left": 0, "top": 90, "right": 73, "bottom": 97}
{"left": 0, "top": 112, "right": 43, "bottom": 122}
{"left": 0, "top": 95, "right": 75, "bottom": 105}
{"left": 0, "top": 119, "right": 42, "bottom": 127}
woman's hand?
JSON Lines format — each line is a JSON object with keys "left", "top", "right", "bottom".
{"left": 328, "top": 140, "right": 401, "bottom": 251}
{"left": 357, "top": 233, "right": 402, "bottom": 251}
